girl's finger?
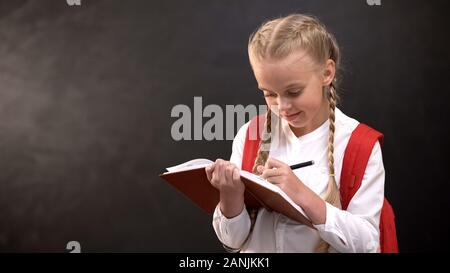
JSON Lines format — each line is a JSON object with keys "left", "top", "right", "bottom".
{"left": 225, "top": 164, "right": 234, "bottom": 182}
{"left": 266, "top": 176, "right": 282, "bottom": 185}
{"left": 216, "top": 159, "right": 225, "bottom": 181}
{"left": 256, "top": 165, "right": 265, "bottom": 174}
{"left": 232, "top": 168, "right": 240, "bottom": 182}
{"left": 205, "top": 163, "right": 215, "bottom": 181}
{"left": 261, "top": 168, "right": 282, "bottom": 180}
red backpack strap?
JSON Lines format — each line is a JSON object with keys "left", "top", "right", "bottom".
{"left": 339, "top": 123, "right": 384, "bottom": 209}
{"left": 380, "top": 198, "right": 399, "bottom": 252}
{"left": 241, "top": 114, "right": 265, "bottom": 172}
{"left": 339, "top": 123, "right": 398, "bottom": 253}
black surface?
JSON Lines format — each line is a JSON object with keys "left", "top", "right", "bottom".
{"left": 0, "top": 0, "right": 449, "bottom": 252}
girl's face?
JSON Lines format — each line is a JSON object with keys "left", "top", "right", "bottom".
{"left": 250, "top": 50, "right": 335, "bottom": 137}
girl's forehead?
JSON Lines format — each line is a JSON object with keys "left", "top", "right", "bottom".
{"left": 251, "top": 52, "right": 318, "bottom": 87}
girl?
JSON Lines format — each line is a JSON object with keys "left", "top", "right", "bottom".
{"left": 205, "top": 14, "right": 385, "bottom": 253}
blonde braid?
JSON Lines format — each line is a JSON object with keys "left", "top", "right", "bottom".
{"left": 252, "top": 108, "right": 272, "bottom": 174}
{"left": 315, "top": 83, "right": 341, "bottom": 253}
{"left": 325, "top": 84, "right": 341, "bottom": 208}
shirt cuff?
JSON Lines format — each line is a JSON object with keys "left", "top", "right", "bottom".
{"left": 313, "top": 202, "right": 348, "bottom": 247}
{"left": 214, "top": 203, "right": 249, "bottom": 225}
{"left": 213, "top": 203, "right": 251, "bottom": 249}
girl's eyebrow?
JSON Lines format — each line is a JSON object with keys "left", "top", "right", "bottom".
{"left": 258, "top": 82, "right": 305, "bottom": 92}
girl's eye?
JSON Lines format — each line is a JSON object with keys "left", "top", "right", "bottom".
{"left": 287, "top": 90, "right": 302, "bottom": 96}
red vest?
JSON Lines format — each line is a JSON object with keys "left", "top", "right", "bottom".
{"left": 241, "top": 115, "right": 399, "bottom": 253}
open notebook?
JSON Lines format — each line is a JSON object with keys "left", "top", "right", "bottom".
{"left": 160, "top": 158, "right": 312, "bottom": 227}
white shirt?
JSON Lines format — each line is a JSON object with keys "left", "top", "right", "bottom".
{"left": 212, "top": 108, "right": 385, "bottom": 253}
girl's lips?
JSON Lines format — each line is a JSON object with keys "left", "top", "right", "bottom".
{"left": 283, "top": 112, "right": 301, "bottom": 121}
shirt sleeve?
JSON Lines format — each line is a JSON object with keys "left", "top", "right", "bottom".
{"left": 211, "top": 121, "right": 252, "bottom": 249}
{"left": 212, "top": 203, "right": 251, "bottom": 249}
{"left": 313, "top": 141, "right": 385, "bottom": 253}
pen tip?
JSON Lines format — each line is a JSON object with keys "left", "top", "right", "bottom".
{"left": 311, "top": 160, "right": 315, "bottom": 164}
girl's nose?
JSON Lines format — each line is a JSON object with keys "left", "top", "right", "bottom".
{"left": 277, "top": 97, "right": 291, "bottom": 112}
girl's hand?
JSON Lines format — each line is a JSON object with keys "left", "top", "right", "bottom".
{"left": 205, "top": 159, "right": 245, "bottom": 218}
{"left": 206, "top": 159, "right": 245, "bottom": 196}
{"left": 258, "top": 157, "right": 326, "bottom": 225}
{"left": 257, "top": 157, "right": 305, "bottom": 205}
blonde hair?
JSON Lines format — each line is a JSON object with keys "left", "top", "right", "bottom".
{"left": 248, "top": 14, "right": 341, "bottom": 253}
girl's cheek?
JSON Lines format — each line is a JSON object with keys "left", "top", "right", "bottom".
{"left": 265, "top": 97, "right": 276, "bottom": 105}
{"left": 264, "top": 101, "right": 277, "bottom": 112}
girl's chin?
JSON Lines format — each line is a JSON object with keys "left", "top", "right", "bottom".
{"left": 287, "top": 120, "right": 306, "bottom": 128}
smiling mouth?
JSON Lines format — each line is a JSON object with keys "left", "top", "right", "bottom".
{"left": 283, "top": 112, "right": 301, "bottom": 120}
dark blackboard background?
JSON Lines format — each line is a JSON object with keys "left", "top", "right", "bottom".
{"left": 0, "top": 0, "right": 449, "bottom": 252}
